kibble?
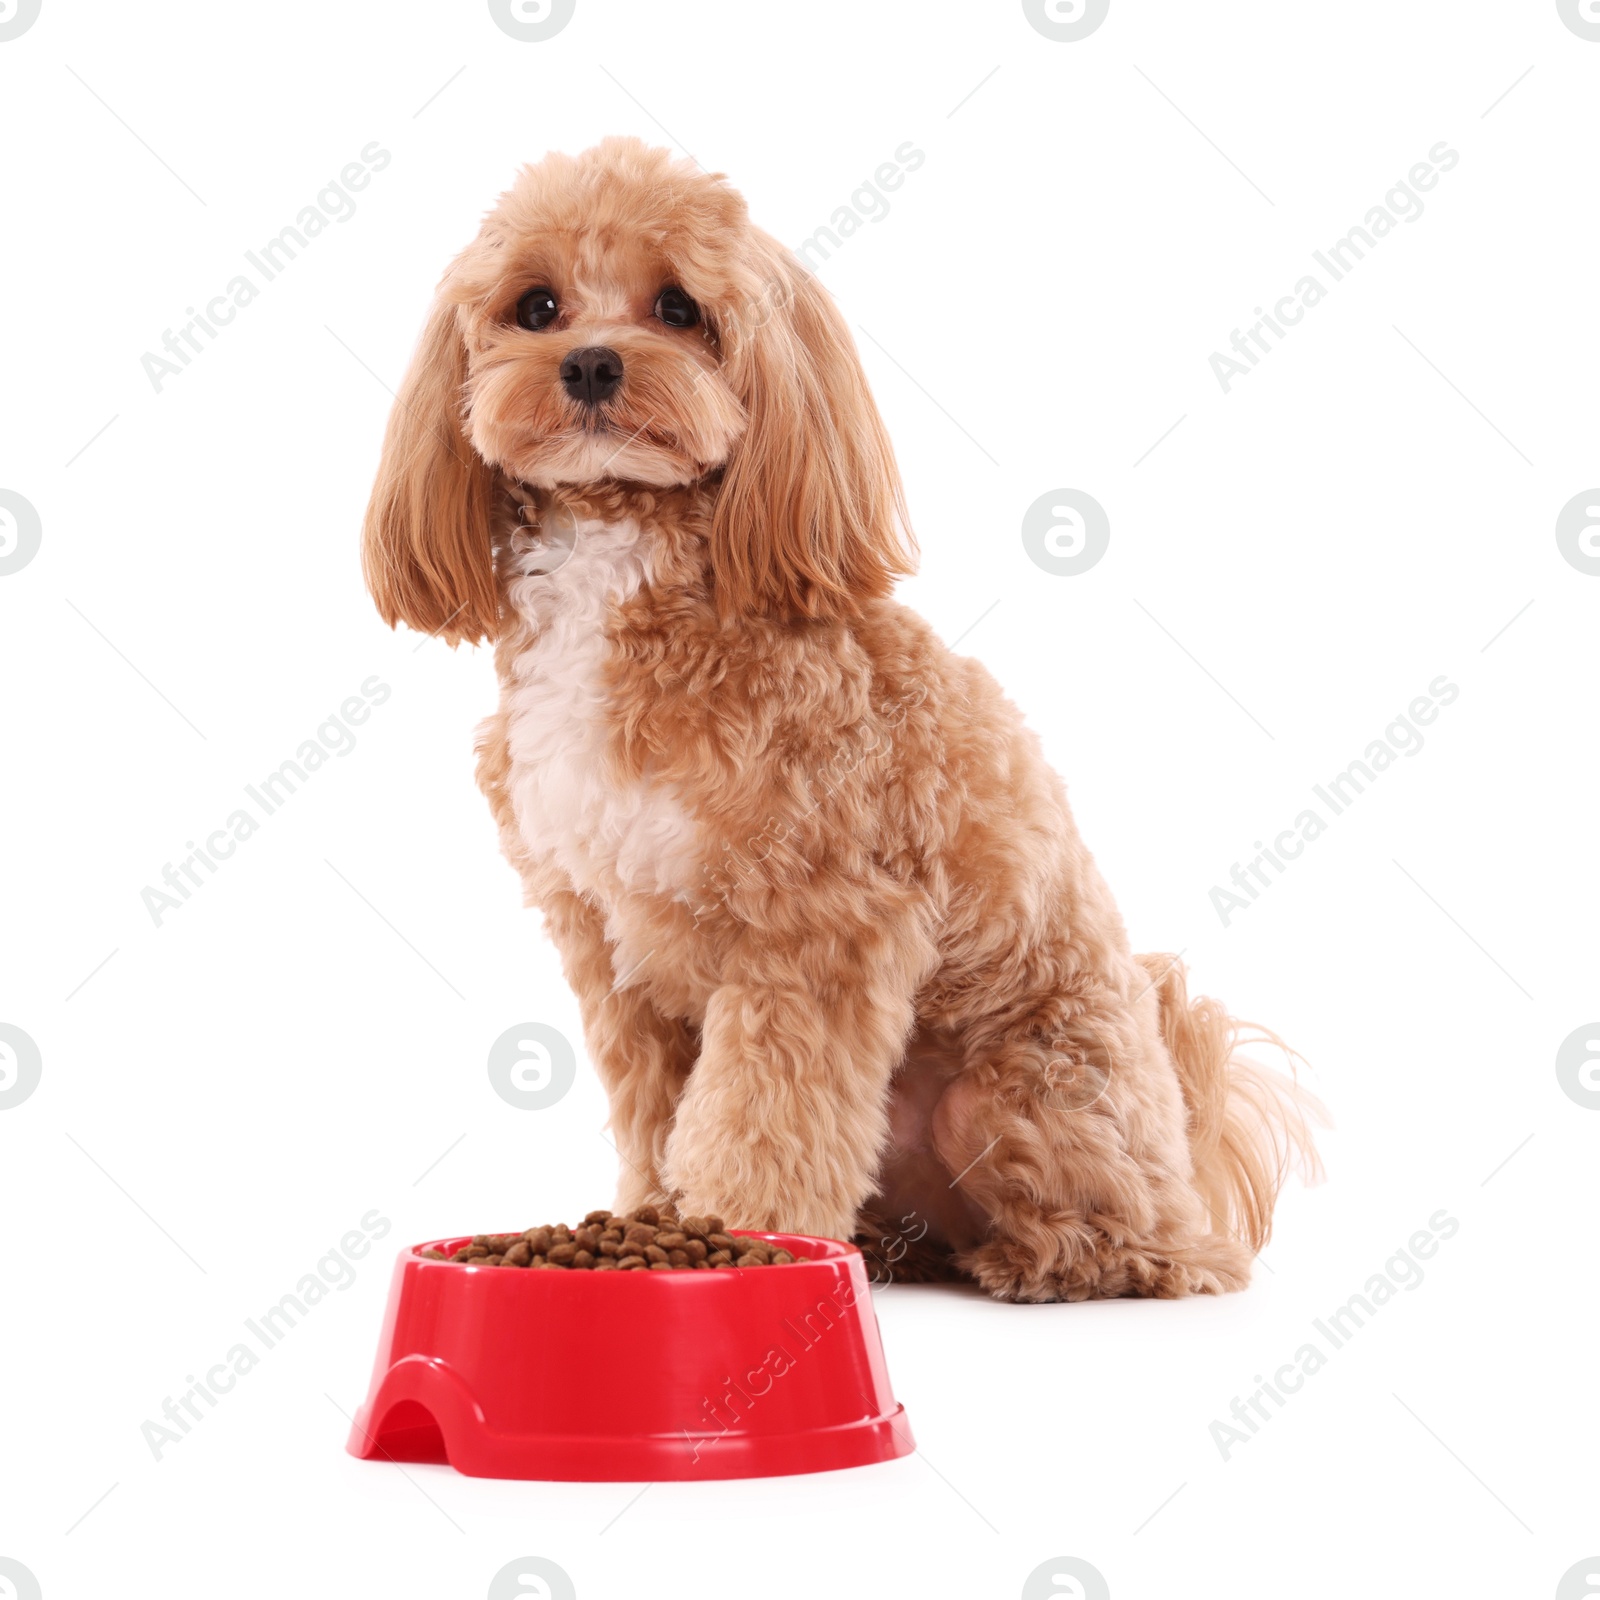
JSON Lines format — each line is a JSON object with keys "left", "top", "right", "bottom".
{"left": 422, "top": 1208, "right": 800, "bottom": 1271}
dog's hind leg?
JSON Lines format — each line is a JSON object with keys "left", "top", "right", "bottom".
{"left": 933, "top": 956, "right": 1269, "bottom": 1302}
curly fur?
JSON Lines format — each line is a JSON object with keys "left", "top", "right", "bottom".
{"left": 362, "top": 138, "right": 1323, "bottom": 1301}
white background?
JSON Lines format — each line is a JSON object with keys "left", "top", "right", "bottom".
{"left": 2, "top": 2, "right": 1597, "bottom": 1597}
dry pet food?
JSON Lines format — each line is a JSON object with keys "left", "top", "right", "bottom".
{"left": 420, "top": 1206, "right": 800, "bottom": 1271}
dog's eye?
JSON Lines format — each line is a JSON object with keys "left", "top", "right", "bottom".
{"left": 654, "top": 286, "right": 700, "bottom": 328}
{"left": 516, "top": 287, "right": 559, "bottom": 331}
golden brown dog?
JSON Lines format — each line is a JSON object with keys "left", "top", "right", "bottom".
{"left": 362, "top": 137, "right": 1322, "bottom": 1301}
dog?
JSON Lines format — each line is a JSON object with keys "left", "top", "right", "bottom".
{"left": 361, "top": 137, "right": 1322, "bottom": 1301}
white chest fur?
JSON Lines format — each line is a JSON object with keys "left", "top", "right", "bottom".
{"left": 500, "top": 514, "right": 702, "bottom": 907}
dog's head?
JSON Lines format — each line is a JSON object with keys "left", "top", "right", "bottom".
{"left": 363, "top": 137, "right": 914, "bottom": 643}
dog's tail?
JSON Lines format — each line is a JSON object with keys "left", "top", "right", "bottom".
{"left": 1137, "top": 952, "right": 1327, "bottom": 1254}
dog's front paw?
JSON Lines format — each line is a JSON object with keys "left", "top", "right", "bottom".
{"left": 612, "top": 1173, "right": 675, "bottom": 1219}
{"left": 670, "top": 1186, "right": 855, "bottom": 1242}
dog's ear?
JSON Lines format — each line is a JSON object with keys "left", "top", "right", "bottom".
{"left": 709, "top": 243, "right": 916, "bottom": 620}
{"left": 361, "top": 297, "right": 500, "bottom": 646}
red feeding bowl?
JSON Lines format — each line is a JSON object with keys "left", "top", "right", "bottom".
{"left": 346, "top": 1232, "right": 914, "bottom": 1481}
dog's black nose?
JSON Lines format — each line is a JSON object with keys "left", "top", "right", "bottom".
{"left": 560, "top": 346, "right": 624, "bottom": 406}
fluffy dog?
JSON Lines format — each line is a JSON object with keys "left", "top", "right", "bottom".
{"left": 362, "top": 138, "right": 1321, "bottom": 1301}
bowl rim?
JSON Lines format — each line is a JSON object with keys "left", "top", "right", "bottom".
{"left": 408, "top": 1229, "right": 860, "bottom": 1277}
